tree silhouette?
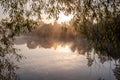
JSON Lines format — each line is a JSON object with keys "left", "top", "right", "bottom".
{"left": 0, "top": 1, "right": 120, "bottom": 80}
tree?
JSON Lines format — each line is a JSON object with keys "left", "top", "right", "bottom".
{"left": 0, "top": 0, "right": 120, "bottom": 58}
{"left": 0, "top": 0, "right": 119, "bottom": 33}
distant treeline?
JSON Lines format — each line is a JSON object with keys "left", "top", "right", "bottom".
{"left": 25, "top": 22, "right": 80, "bottom": 40}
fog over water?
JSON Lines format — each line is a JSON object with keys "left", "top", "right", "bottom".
{"left": 13, "top": 30, "right": 117, "bottom": 80}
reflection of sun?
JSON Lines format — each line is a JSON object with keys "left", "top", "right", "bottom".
{"left": 57, "top": 45, "right": 71, "bottom": 52}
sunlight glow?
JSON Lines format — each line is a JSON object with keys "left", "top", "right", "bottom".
{"left": 58, "top": 13, "right": 73, "bottom": 23}
{"left": 41, "top": 13, "right": 73, "bottom": 24}
{"left": 57, "top": 45, "right": 71, "bottom": 53}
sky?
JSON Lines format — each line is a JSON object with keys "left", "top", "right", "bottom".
{"left": 25, "top": 0, "right": 73, "bottom": 24}
{"left": 42, "top": 12, "right": 73, "bottom": 24}
{"left": 0, "top": 6, "right": 8, "bottom": 20}
{"left": 0, "top": 4, "right": 73, "bottom": 24}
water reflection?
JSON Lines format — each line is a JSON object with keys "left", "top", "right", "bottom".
{"left": 80, "top": 18, "right": 120, "bottom": 80}
{"left": 14, "top": 33, "right": 120, "bottom": 80}
{"left": 15, "top": 35, "right": 90, "bottom": 55}
{"left": 1, "top": 22, "right": 120, "bottom": 80}
{"left": 114, "top": 64, "right": 120, "bottom": 80}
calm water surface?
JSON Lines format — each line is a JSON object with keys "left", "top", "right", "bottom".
{"left": 13, "top": 36, "right": 117, "bottom": 80}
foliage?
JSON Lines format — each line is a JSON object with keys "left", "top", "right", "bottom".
{"left": 0, "top": 0, "right": 120, "bottom": 32}
{"left": 0, "top": 1, "right": 120, "bottom": 79}
{"left": 0, "top": 0, "right": 120, "bottom": 62}
{"left": 0, "top": 26, "right": 22, "bottom": 80}
{"left": 0, "top": 0, "right": 120, "bottom": 59}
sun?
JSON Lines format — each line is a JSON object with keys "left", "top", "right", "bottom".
{"left": 39, "top": 12, "right": 73, "bottom": 24}
{"left": 58, "top": 13, "right": 73, "bottom": 23}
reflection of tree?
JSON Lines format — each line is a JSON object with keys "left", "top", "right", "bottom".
{"left": 82, "top": 16, "right": 120, "bottom": 80}
{"left": 16, "top": 32, "right": 89, "bottom": 53}
{"left": 15, "top": 21, "right": 120, "bottom": 79}
{"left": 87, "top": 53, "right": 94, "bottom": 67}
{"left": 113, "top": 64, "right": 120, "bottom": 80}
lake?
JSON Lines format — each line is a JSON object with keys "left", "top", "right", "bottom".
{"left": 11, "top": 35, "right": 118, "bottom": 80}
